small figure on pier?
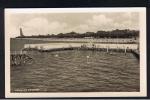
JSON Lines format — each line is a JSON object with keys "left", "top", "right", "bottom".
{"left": 86, "top": 55, "right": 90, "bottom": 58}
{"left": 106, "top": 46, "right": 109, "bottom": 53}
{"left": 124, "top": 46, "right": 127, "bottom": 55}
{"left": 86, "top": 55, "right": 90, "bottom": 64}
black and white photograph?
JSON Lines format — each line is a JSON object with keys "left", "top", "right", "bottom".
{"left": 5, "top": 8, "right": 146, "bottom": 98}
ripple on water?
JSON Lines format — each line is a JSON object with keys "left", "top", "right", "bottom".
{"left": 11, "top": 50, "right": 139, "bottom": 92}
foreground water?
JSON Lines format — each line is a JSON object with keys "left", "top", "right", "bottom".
{"left": 11, "top": 50, "right": 139, "bottom": 92}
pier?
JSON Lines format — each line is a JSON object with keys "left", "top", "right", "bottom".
{"left": 24, "top": 43, "right": 138, "bottom": 52}
{"left": 23, "top": 43, "right": 139, "bottom": 54}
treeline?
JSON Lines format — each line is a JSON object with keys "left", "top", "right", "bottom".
{"left": 17, "top": 29, "right": 139, "bottom": 38}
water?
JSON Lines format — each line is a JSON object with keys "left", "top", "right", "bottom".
{"left": 11, "top": 50, "right": 139, "bottom": 92}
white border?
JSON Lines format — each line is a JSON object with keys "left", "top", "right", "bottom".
{"left": 5, "top": 8, "right": 147, "bottom": 98}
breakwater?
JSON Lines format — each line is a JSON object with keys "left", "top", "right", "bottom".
{"left": 23, "top": 43, "right": 138, "bottom": 53}
{"left": 24, "top": 43, "right": 138, "bottom": 50}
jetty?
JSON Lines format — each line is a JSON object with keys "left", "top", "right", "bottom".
{"left": 23, "top": 43, "right": 139, "bottom": 54}
{"left": 24, "top": 43, "right": 138, "bottom": 49}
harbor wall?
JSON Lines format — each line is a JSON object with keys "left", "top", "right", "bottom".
{"left": 24, "top": 43, "right": 138, "bottom": 51}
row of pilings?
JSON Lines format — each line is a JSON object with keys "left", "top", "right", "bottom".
{"left": 10, "top": 52, "right": 33, "bottom": 66}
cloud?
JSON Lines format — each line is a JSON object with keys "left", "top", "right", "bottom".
{"left": 6, "top": 13, "right": 139, "bottom": 37}
{"left": 67, "top": 14, "right": 114, "bottom": 33}
{"left": 22, "top": 14, "right": 132, "bottom": 36}
{"left": 87, "top": 14, "right": 113, "bottom": 26}
{"left": 48, "top": 22, "right": 67, "bottom": 33}
{"left": 68, "top": 24, "right": 90, "bottom": 33}
{"left": 84, "top": 14, "right": 139, "bottom": 31}
{"left": 76, "top": 14, "right": 114, "bottom": 32}
{"left": 20, "top": 18, "right": 68, "bottom": 36}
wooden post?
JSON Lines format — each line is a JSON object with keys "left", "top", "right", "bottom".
{"left": 86, "top": 55, "right": 90, "bottom": 64}
{"left": 125, "top": 47, "right": 126, "bottom": 55}
{"left": 107, "top": 46, "right": 109, "bottom": 53}
{"left": 20, "top": 50, "right": 22, "bottom": 54}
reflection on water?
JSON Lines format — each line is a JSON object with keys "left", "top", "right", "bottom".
{"left": 11, "top": 50, "right": 139, "bottom": 92}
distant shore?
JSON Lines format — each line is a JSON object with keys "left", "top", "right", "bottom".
{"left": 11, "top": 38, "right": 139, "bottom": 51}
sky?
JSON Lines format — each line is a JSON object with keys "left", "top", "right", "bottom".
{"left": 5, "top": 12, "right": 139, "bottom": 38}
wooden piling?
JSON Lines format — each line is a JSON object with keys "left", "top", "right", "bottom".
{"left": 124, "top": 46, "right": 126, "bottom": 55}
{"left": 11, "top": 51, "right": 33, "bottom": 66}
